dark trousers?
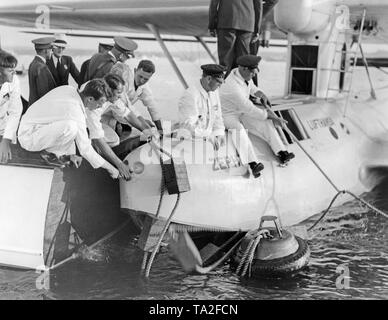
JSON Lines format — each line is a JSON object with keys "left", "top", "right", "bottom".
{"left": 217, "top": 29, "right": 253, "bottom": 73}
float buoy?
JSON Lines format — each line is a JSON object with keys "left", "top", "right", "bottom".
{"left": 232, "top": 216, "right": 310, "bottom": 277}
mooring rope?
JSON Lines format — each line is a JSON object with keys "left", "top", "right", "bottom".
{"left": 235, "top": 229, "right": 271, "bottom": 278}
{"left": 144, "top": 193, "right": 181, "bottom": 278}
{"left": 142, "top": 139, "right": 183, "bottom": 278}
{"left": 48, "top": 218, "right": 131, "bottom": 271}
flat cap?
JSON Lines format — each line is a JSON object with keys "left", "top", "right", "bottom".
{"left": 53, "top": 33, "right": 67, "bottom": 47}
{"left": 32, "top": 36, "right": 55, "bottom": 50}
{"left": 113, "top": 36, "right": 138, "bottom": 55}
{"left": 236, "top": 55, "right": 262, "bottom": 68}
{"left": 201, "top": 64, "right": 226, "bottom": 79}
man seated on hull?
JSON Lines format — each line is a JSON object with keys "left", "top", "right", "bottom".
{"left": 17, "top": 79, "right": 121, "bottom": 179}
{"left": 177, "top": 63, "right": 264, "bottom": 178}
{"left": 0, "top": 50, "right": 23, "bottom": 164}
{"left": 219, "top": 54, "right": 295, "bottom": 165}
{"left": 85, "top": 73, "right": 158, "bottom": 179}
{"left": 111, "top": 59, "right": 163, "bottom": 135}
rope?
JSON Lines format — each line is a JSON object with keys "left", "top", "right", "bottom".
{"left": 48, "top": 218, "right": 131, "bottom": 271}
{"left": 308, "top": 189, "right": 388, "bottom": 231}
{"left": 236, "top": 230, "right": 270, "bottom": 278}
{"left": 144, "top": 193, "right": 181, "bottom": 278}
{"left": 141, "top": 251, "right": 150, "bottom": 272}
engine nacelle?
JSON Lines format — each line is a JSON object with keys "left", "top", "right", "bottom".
{"left": 274, "top": 0, "right": 335, "bottom": 36}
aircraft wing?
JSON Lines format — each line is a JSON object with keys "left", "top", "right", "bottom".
{"left": 0, "top": 0, "right": 210, "bottom": 37}
{"left": 0, "top": 0, "right": 282, "bottom": 40}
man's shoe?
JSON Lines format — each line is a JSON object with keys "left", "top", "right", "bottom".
{"left": 277, "top": 151, "right": 295, "bottom": 164}
{"left": 250, "top": 162, "right": 264, "bottom": 178}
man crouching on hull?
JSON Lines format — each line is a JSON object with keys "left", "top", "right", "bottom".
{"left": 85, "top": 73, "right": 157, "bottom": 180}
{"left": 0, "top": 50, "right": 23, "bottom": 164}
{"left": 17, "top": 79, "right": 121, "bottom": 179}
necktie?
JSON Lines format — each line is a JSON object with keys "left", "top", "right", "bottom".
{"left": 56, "top": 58, "right": 61, "bottom": 73}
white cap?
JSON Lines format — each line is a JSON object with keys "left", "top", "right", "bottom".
{"left": 53, "top": 33, "right": 67, "bottom": 48}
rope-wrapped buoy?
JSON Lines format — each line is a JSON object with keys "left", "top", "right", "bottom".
{"left": 232, "top": 216, "right": 310, "bottom": 277}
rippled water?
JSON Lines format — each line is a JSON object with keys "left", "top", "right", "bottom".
{"left": 1, "top": 182, "right": 387, "bottom": 300}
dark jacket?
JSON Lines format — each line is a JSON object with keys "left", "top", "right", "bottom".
{"left": 208, "top": 0, "right": 261, "bottom": 33}
{"left": 28, "top": 56, "right": 56, "bottom": 106}
{"left": 78, "top": 58, "right": 90, "bottom": 88}
{"left": 47, "top": 55, "right": 80, "bottom": 87}
{"left": 84, "top": 52, "right": 116, "bottom": 82}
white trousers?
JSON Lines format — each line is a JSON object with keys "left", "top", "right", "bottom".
{"left": 224, "top": 114, "right": 286, "bottom": 164}
{"left": 18, "top": 120, "right": 78, "bottom": 157}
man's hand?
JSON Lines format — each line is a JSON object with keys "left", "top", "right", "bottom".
{"left": 259, "top": 95, "right": 269, "bottom": 107}
{"left": 108, "top": 167, "right": 120, "bottom": 179}
{"left": 209, "top": 29, "right": 217, "bottom": 37}
{"left": 69, "top": 155, "right": 83, "bottom": 168}
{"left": 117, "top": 161, "right": 132, "bottom": 181}
{"left": 251, "top": 33, "right": 260, "bottom": 43}
{"left": 141, "top": 127, "right": 160, "bottom": 142}
{"left": 0, "top": 139, "right": 12, "bottom": 164}
{"left": 213, "top": 135, "right": 225, "bottom": 151}
{"left": 271, "top": 116, "right": 288, "bottom": 128}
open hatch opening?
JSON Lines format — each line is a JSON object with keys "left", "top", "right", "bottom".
{"left": 274, "top": 108, "right": 310, "bottom": 145}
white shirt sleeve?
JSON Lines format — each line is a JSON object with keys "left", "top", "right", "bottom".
{"left": 234, "top": 85, "right": 268, "bottom": 120}
{"left": 178, "top": 88, "right": 200, "bottom": 136}
{"left": 86, "top": 107, "right": 105, "bottom": 140}
{"left": 139, "top": 86, "right": 160, "bottom": 121}
{"left": 75, "top": 122, "right": 105, "bottom": 168}
{"left": 212, "top": 92, "right": 225, "bottom": 137}
{"left": 3, "top": 76, "right": 23, "bottom": 143}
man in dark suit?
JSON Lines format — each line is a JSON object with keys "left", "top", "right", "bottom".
{"left": 78, "top": 42, "right": 114, "bottom": 89}
{"left": 208, "top": 0, "right": 262, "bottom": 74}
{"left": 47, "top": 33, "right": 80, "bottom": 87}
{"left": 82, "top": 36, "right": 137, "bottom": 84}
{"left": 28, "top": 37, "right": 57, "bottom": 107}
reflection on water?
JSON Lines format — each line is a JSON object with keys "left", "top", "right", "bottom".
{"left": 1, "top": 181, "right": 387, "bottom": 300}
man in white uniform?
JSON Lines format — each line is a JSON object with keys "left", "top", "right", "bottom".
{"left": 220, "top": 54, "right": 295, "bottom": 165}
{"left": 111, "top": 59, "right": 162, "bottom": 134}
{"left": 86, "top": 73, "right": 158, "bottom": 180}
{"left": 18, "top": 79, "right": 120, "bottom": 179}
{"left": 0, "top": 50, "right": 23, "bottom": 164}
{"left": 178, "top": 63, "right": 265, "bottom": 177}
{"left": 178, "top": 64, "right": 226, "bottom": 151}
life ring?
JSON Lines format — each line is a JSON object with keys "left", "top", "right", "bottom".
{"left": 232, "top": 228, "right": 310, "bottom": 277}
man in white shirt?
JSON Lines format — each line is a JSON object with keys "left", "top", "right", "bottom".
{"left": 86, "top": 73, "right": 158, "bottom": 180}
{"left": 18, "top": 79, "right": 121, "bottom": 179}
{"left": 220, "top": 54, "right": 295, "bottom": 165}
{"left": 0, "top": 50, "right": 23, "bottom": 164}
{"left": 178, "top": 64, "right": 226, "bottom": 151}
{"left": 111, "top": 59, "right": 162, "bottom": 134}
{"left": 178, "top": 63, "right": 265, "bottom": 177}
